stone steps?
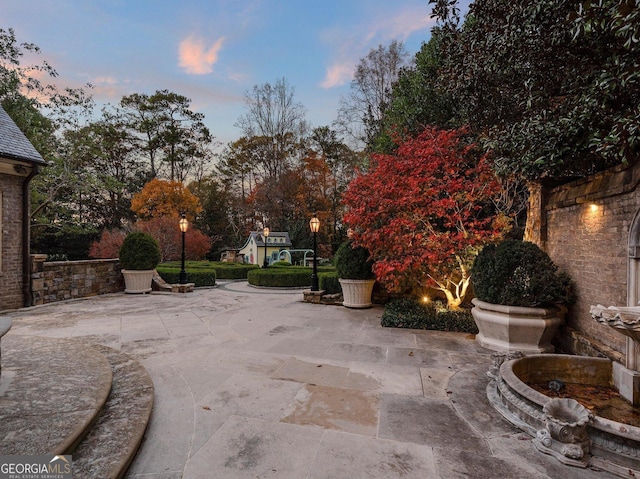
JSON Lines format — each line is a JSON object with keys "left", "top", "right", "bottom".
{"left": 0, "top": 336, "right": 153, "bottom": 478}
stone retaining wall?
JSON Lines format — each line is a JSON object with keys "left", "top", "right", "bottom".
{"left": 31, "top": 255, "right": 124, "bottom": 306}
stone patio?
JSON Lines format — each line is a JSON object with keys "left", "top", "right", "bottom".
{"left": 0, "top": 281, "right": 619, "bottom": 478}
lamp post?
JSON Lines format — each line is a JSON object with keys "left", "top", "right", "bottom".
{"left": 309, "top": 214, "right": 320, "bottom": 291}
{"left": 179, "top": 213, "right": 188, "bottom": 284}
{"left": 262, "top": 227, "right": 270, "bottom": 268}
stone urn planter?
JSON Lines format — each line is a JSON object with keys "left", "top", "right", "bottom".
{"left": 119, "top": 232, "right": 161, "bottom": 294}
{"left": 471, "top": 240, "right": 574, "bottom": 353}
{"left": 334, "top": 240, "right": 376, "bottom": 309}
{"left": 122, "top": 269, "right": 155, "bottom": 294}
{"left": 339, "top": 279, "right": 376, "bottom": 309}
{"left": 471, "top": 298, "right": 565, "bottom": 353}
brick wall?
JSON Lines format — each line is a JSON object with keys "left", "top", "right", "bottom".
{"left": 31, "top": 256, "right": 124, "bottom": 305}
{"left": 0, "top": 174, "right": 24, "bottom": 310}
{"left": 540, "top": 163, "right": 640, "bottom": 358}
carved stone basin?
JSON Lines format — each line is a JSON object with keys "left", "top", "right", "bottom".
{"left": 590, "top": 304, "right": 640, "bottom": 343}
{"left": 488, "top": 353, "right": 640, "bottom": 475}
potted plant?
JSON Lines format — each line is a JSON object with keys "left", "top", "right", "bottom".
{"left": 471, "top": 239, "right": 573, "bottom": 353}
{"left": 119, "top": 231, "right": 161, "bottom": 294}
{"left": 334, "top": 240, "right": 376, "bottom": 308}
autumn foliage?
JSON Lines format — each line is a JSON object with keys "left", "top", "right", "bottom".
{"left": 136, "top": 215, "right": 211, "bottom": 261}
{"left": 89, "top": 216, "right": 211, "bottom": 262}
{"left": 88, "top": 229, "right": 127, "bottom": 259}
{"left": 130, "top": 178, "right": 203, "bottom": 219}
{"left": 343, "top": 127, "right": 508, "bottom": 309}
{"left": 90, "top": 178, "right": 211, "bottom": 262}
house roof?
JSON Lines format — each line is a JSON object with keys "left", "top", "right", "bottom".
{"left": 0, "top": 105, "right": 46, "bottom": 165}
{"left": 239, "top": 231, "right": 292, "bottom": 250}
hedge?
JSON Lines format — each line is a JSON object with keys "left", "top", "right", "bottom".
{"left": 247, "top": 266, "right": 313, "bottom": 287}
{"left": 156, "top": 266, "right": 217, "bottom": 287}
{"left": 381, "top": 297, "right": 478, "bottom": 333}
{"left": 159, "top": 261, "right": 258, "bottom": 280}
{"left": 319, "top": 271, "right": 341, "bottom": 294}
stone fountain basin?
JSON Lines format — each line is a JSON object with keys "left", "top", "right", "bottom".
{"left": 493, "top": 354, "right": 640, "bottom": 475}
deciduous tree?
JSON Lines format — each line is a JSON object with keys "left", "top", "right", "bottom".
{"left": 343, "top": 127, "right": 507, "bottom": 309}
{"left": 130, "top": 178, "right": 202, "bottom": 219}
{"left": 335, "top": 40, "right": 411, "bottom": 150}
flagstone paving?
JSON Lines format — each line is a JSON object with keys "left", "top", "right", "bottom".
{"left": 2, "top": 281, "right": 618, "bottom": 478}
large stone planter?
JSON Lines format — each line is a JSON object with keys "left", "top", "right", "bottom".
{"left": 122, "top": 269, "right": 154, "bottom": 294}
{"left": 471, "top": 298, "right": 565, "bottom": 353}
{"left": 339, "top": 279, "right": 375, "bottom": 309}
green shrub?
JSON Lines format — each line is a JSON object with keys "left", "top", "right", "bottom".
{"left": 159, "top": 261, "right": 258, "bottom": 279}
{"left": 319, "top": 271, "right": 341, "bottom": 294}
{"left": 119, "top": 232, "right": 161, "bottom": 270}
{"left": 210, "top": 262, "right": 259, "bottom": 279}
{"left": 381, "top": 298, "right": 478, "bottom": 333}
{"left": 334, "top": 240, "right": 374, "bottom": 279}
{"left": 156, "top": 266, "right": 217, "bottom": 287}
{"left": 271, "top": 260, "right": 292, "bottom": 267}
{"left": 247, "top": 266, "right": 313, "bottom": 287}
{"left": 472, "top": 239, "right": 574, "bottom": 307}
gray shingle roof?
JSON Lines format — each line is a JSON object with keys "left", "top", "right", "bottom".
{"left": 0, "top": 105, "right": 46, "bottom": 165}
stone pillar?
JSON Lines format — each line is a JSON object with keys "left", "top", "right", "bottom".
{"left": 524, "top": 181, "right": 548, "bottom": 250}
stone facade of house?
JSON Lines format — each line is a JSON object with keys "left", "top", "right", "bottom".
{"left": 530, "top": 162, "right": 640, "bottom": 361}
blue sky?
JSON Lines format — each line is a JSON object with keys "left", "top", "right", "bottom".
{"left": 4, "top": 1, "right": 465, "bottom": 147}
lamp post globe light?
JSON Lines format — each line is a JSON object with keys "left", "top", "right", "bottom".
{"left": 309, "top": 214, "right": 320, "bottom": 291}
{"left": 179, "top": 213, "right": 189, "bottom": 284}
{"left": 263, "top": 227, "right": 270, "bottom": 268}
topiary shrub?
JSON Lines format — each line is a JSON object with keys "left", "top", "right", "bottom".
{"left": 472, "top": 239, "right": 574, "bottom": 307}
{"left": 381, "top": 297, "right": 478, "bottom": 333}
{"left": 334, "top": 240, "right": 374, "bottom": 280}
{"left": 119, "top": 232, "right": 161, "bottom": 270}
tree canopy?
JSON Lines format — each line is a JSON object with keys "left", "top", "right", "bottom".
{"left": 428, "top": 0, "right": 640, "bottom": 179}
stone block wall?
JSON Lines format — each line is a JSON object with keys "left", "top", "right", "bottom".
{"left": 31, "top": 256, "right": 124, "bottom": 305}
{"left": 0, "top": 174, "right": 24, "bottom": 311}
{"left": 540, "top": 163, "right": 640, "bottom": 357}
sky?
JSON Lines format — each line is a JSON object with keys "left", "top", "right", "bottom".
{"left": 3, "top": 0, "right": 465, "bottom": 148}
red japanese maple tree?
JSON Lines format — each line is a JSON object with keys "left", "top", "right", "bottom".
{"left": 343, "top": 127, "right": 508, "bottom": 309}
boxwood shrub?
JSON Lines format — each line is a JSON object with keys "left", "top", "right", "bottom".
{"left": 381, "top": 297, "right": 478, "bottom": 333}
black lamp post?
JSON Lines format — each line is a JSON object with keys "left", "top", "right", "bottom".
{"left": 262, "top": 227, "right": 270, "bottom": 268}
{"left": 309, "top": 214, "right": 320, "bottom": 291}
{"left": 179, "top": 213, "right": 188, "bottom": 284}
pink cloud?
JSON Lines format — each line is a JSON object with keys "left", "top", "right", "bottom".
{"left": 178, "top": 35, "right": 225, "bottom": 75}
{"left": 321, "top": 62, "right": 354, "bottom": 89}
